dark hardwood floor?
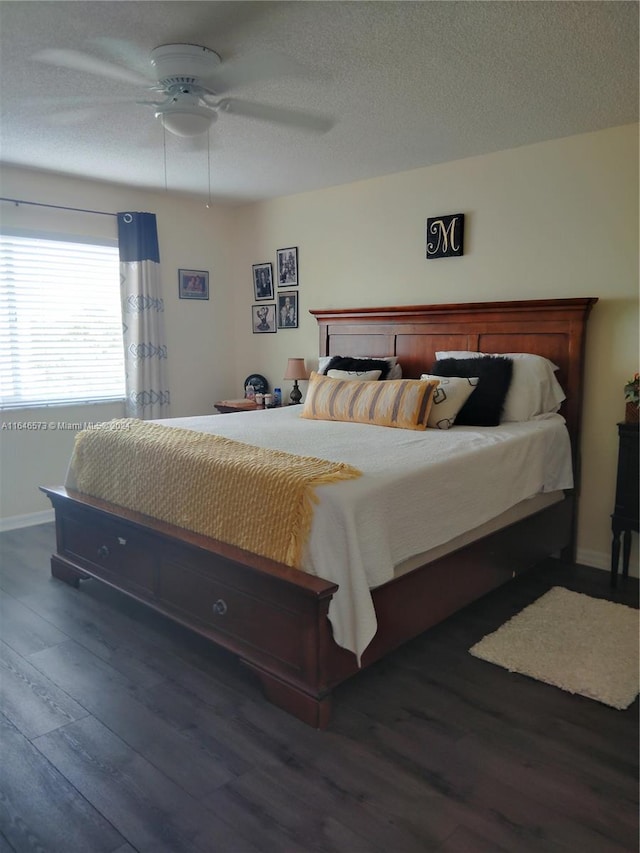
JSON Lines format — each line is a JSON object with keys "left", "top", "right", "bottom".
{"left": 0, "top": 523, "right": 637, "bottom": 853}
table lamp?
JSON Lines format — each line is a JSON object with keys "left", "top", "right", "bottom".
{"left": 283, "top": 357, "right": 308, "bottom": 404}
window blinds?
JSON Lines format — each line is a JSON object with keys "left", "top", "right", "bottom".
{"left": 0, "top": 233, "right": 125, "bottom": 408}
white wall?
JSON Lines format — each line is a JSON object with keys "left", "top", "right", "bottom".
{"left": 1, "top": 125, "right": 638, "bottom": 576}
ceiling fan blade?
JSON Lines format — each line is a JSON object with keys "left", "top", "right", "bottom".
{"left": 88, "top": 37, "right": 155, "bottom": 81}
{"left": 204, "top": 51, "right": 321, "bottom": 95}
{"left": 219, "top": 98, "right": 333, "bottom": 134}
{"left": 32, "top": 49, "right": 151, "bottom": 87}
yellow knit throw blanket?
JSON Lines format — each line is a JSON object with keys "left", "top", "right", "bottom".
{"left": 69, "top": 419, "right": 361, "bottom": 569}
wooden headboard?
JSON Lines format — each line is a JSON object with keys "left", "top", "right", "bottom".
{"left": 310, "top": 298, "right": 597, "bottom": 462}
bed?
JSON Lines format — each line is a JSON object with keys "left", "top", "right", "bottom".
{"left": 42, "top": 297, "right": 597, "bottom": 727}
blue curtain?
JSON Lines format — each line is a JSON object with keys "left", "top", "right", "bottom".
{"left": 117, "top": 212, "right": 170, "bottom": 419}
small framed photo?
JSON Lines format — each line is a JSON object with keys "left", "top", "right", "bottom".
{"left": 253, "top": 262, "right": 274, "bottom": 300}
{"left": 276, "top": 246, "right": 298, "bottom": 286}
{"left": 178, "top": 269, "right": 209, "bottom": 300}
{"left": 277, "top": 290, "right": 298, "bottom": 329}
{"left": 252, "top": 303, "right": 277, "bottom": 334}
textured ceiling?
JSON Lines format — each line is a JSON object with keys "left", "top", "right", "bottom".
{"left": 0, "top": 1, "right": 637, "bottom": 205}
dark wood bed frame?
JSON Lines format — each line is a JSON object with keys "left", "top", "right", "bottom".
{"left": 42, "top": 298, "right": 597, "bottom": 728}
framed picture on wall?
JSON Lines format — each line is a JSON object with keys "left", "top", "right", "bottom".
{"left": 253, "top": 262, "right": 274, "bottom": 300}
{"left": 252, "top": 303, "right": 277, "bottom": 334}
{"left": 277, "top": 290, "right": 298, "bottom": 329}
{"left": 178, "top": 269, "right": 209, "bottom": 300}
{"left": 426, "top": 213, "right": 464, "bottom": 259}
{"left": 276, "top": 247, "right": 298, "bottom": 286}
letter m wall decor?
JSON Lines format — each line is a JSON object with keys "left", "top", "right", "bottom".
{"left": 426, "top": 213, "right": 464, "bottom": 259}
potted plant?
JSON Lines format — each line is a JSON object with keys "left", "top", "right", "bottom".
{"left": 624, "top": 372, "right": 639, "bottom": 423}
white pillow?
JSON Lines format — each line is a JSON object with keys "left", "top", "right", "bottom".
{"left": 318, "top": 355, "right": 402, "bottom": 380}
{"left": 434, "top": 351, "right": 565, "bottom": 422}
{"left": 327, "top": 369, "right": 382, "bottom": 381}
{"left": 435, "top": 351, "right": 483, "bottom": 361}
{"left": 420, "top": 374, "right": 478, "bottom": 429}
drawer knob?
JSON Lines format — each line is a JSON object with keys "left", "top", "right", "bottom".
{"left": 212, "top": 598, "right": 227, "bottom": 616}
{"left": 97, "top": 544, "right": 110, "bottom": 559}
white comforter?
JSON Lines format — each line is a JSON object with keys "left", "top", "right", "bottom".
{"left": 155, "top": 407, "right": 573, "bottom": 661}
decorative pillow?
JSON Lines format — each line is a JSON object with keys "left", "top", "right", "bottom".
{"left": 435, "top": 351, "right": 565, "bottom": 421}
{"left": 301, "top": 372, "right": 439, "bottom": 431}
{"left": 430, "top": 357, "right": 513, "bottom": 426}
{"left": 420, "top": 374, "right": 478, "bottom": 429}
{"left": 318, "top": 355, "right": 401, "bottom": 379}
{"left": 327, "top": 368, "right": 382, "bottom": 381}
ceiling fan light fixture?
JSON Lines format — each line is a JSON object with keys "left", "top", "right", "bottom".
{"left": 155, "top": 103, "right": 216, "bottom": 137}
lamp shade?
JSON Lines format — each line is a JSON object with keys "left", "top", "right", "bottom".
{"left": 283, "top": 358, "right": 308, "bottom": 381}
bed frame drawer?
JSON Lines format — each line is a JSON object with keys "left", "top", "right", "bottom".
{"left": 59, "top": 509, "right": 156, "bottom": 596}
{"left": 156, "top": 555, "right": 308, "bottom": 675}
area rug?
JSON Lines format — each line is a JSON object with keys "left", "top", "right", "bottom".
{"left": 469, "top": 587, "right": 639, "bottom": 710}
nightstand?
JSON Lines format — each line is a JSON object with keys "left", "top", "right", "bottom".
{"left": 610, "top": 421, "right": 639, "bottom": 587}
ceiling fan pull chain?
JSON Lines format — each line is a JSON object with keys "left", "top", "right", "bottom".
{"left": 206, "top": 129, "right": 213, "bottom": 209}
{"left": 162, "top": 124, "right": 168, "bottom": 194}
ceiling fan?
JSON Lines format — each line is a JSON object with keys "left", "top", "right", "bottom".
{"left": 33, "top": 42, "right": 333, "bottom": 138}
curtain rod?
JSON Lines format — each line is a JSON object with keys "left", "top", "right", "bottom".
{"left": 0, "top": 196, "right": 116, "bottom": 217}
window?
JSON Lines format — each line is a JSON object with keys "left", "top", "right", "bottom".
{"left": 0, "top": 231, "right": 125, "bottom": 408}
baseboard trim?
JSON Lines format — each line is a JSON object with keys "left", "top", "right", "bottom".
{"left": 576, "top": 548, "right": 608, "bottom": 572}
{"left": 0, "top": 509, "right": 55, "bottom": 532}
{"left": 576, "top": 546, "right": 640, "bottom": 579}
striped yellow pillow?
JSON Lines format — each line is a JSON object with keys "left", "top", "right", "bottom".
{"left": 301, "top": 372, "right": 439, "bottom": 430}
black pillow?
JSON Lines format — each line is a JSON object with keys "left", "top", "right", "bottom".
{"left": 322, "top": 356, "right": 391, "bottom": 380}
{"left": 430, "top": 356, "right": 513, "bottom": 426}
